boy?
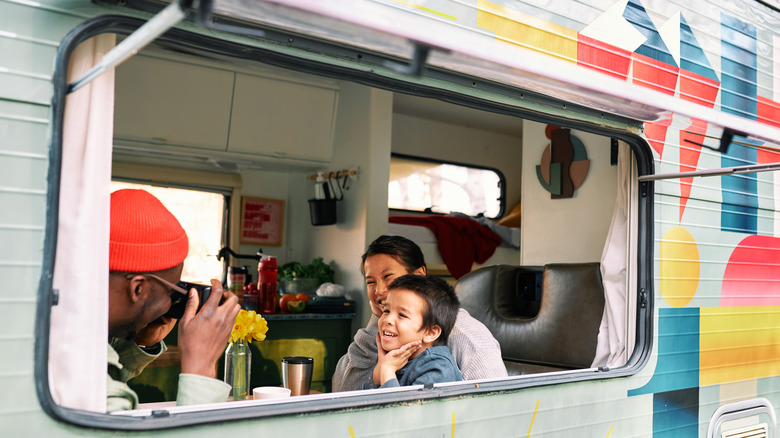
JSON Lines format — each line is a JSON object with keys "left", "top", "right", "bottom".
{"left": 373, "top": 275, "right": 463, "bottom": 388}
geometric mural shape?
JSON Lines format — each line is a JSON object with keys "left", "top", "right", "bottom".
{"left": 679, "top": 15, "right": 718, "bottom": 83}
{"left": 577, "top": 34, "right": 633, "bottom": 81}
{"left": 623, "top": 0, "right": 678, "bottom": 67}
{"left": 652, "top": 388, "right": 699, "bottom": 437}
{"left": 700, "top": 306, "right": 780, "bottom": 385}
{"left": 628, "top": 307, "right": 699, "bottom": 396}
{"left": 722, "top": 234, "right": 780, "bottom": 306}
{"left": 476, "top": 0, "right": 577, "bottom": 63}
{"left": 659, "top": 226, "right": 700, "bottom": 308}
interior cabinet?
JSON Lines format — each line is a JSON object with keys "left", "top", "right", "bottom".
{"left": 114, "top": 56, "right": 340, "bottom": 164}
{"left": 114, "top": 56, "right": 233, "bottom": 151}
{"left": 228, "top": 73, "right": 339, "bottom": 162}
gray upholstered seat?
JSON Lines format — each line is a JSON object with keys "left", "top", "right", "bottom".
{"left": 455, "top": 263, "right": 605, "bottom": 375}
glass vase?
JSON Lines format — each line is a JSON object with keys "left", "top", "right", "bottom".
{"left": 224, "top": 339, "right": 251, "bottom": 400}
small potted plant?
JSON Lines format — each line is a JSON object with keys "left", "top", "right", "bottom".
{"left": 278, "top": 257, "right": 335, "bottom": 297}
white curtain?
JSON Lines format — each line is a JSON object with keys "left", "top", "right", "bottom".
{"left": 49, "top": 34, "right": 116, "bottom": 411}
{"left": 591, "top": 141, "right": 637, "bottom": 369}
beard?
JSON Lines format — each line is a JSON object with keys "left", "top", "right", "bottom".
{"left": 110, "top": 298, "right": 158, "bottom": 341}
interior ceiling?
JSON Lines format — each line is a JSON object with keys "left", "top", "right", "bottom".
{"left": 393, "top": 93, "right": 524, "bottom": 136}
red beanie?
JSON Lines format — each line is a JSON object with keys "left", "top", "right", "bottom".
{"left": 109, "top": 189, "right": 189, "bottom": 272}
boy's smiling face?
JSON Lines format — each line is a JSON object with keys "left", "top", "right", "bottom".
{"left": 378, "top": 288, "right": 430, "bottom": 358}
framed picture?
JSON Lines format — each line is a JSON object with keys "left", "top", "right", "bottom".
{"left": 240, "top": 197, "right": 285, "bottom": 246}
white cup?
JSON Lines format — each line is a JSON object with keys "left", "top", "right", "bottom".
{"left": 252, "top": 386, "right": 291, "bottom": 399}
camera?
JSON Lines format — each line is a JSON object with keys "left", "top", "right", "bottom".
{"left": 163, "top": 281, "right": 212, "bottom": 319}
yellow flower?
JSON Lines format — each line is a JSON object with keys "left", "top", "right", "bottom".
{"left": 229, "top": 309, "right": 269, "bottom": 343}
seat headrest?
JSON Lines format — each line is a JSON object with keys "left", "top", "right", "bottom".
{"left": 455, "top": 263, "right": 605, "bottom": 369}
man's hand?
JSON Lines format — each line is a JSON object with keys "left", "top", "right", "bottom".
{"left": 373, "top": 332, "right": 421, "bottom": 385}
{"left": 135, "top": 316, "right": 176, "bottom": 348}
{"left": 178, "top": 279, "right": 241, "bottom": 378}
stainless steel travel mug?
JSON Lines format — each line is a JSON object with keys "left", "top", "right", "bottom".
{"left": 281, "top": 356, "right": 313, "bottom": 396}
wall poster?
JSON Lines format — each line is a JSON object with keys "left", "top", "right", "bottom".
{"left": 240, "top": 197, "right": 285, "bottom": 246}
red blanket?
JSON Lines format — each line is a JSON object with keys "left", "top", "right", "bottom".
{"left": 389, "top": 215, "right": 502, "bottom": 279}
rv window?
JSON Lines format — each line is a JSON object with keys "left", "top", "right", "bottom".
{"left": 42, "top": 14, "right": 649, "bottom": 430}
{"left": 389, "top": 154, "right": 505, "bottom": 218}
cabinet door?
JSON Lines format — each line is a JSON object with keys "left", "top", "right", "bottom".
{"left": 228, "top": 73, "right": 339, "bottom": 162}
{"left": 114, "top": 56, "right": 234, "bottom": 151}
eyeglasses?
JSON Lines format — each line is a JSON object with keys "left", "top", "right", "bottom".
{"left": 126, "top": 273, "right": 190, "bottom": 310}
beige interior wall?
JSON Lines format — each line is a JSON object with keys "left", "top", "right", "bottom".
{"left": 520, "top": 120, "right": 618, "bottom": 265}
{"left": 303, "top": 82, "right": 394, "bottom": 329}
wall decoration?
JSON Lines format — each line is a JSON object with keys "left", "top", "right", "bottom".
{"left": 240, "top": 197, "right": 285, "bottom": 246}
{"left": 535, "top": 126, "right": 590, "bottom": 198}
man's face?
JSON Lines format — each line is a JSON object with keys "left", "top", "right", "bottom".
{"left": 378, "top": 288, "right": 428, "bottom": 358}
{"left": 114, "top": 264, "right": 183, "bottom": 341}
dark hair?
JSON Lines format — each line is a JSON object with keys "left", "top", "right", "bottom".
{"left": 361, "top": 235, "right": 427, "bottom": 275}
{"left": 388, "top": 275, "right": 459, "bottom": 346}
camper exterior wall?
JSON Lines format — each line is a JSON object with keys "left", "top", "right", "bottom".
{"left": 0, "top": 0, "right": 777, "bottom": 437}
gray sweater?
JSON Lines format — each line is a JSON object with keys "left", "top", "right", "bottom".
{"left": 333, "top": 308, "right": 507, "bottom": 391}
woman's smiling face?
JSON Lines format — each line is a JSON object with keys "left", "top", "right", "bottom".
{"left": 363, "top": 254, "right": 424, "bottom": 316}
{"left": 378, "top": 289, "right": 427, "bottom": 356}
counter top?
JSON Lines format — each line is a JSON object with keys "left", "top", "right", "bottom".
{"left": 261, "top": 313, "right": 355, "bottom": 320}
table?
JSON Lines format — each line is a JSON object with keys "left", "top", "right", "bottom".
{"left": 129, "top": 313, "right": 355, "bottom": 402}
{"left": 226, "top": 313, "right": 355, "bottom": 393}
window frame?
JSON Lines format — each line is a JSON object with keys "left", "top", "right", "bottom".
{"left": 36, "top": 14, "right": 655, "bottom": 430}
{"left": 389, "top": 152, "right": 507, "bottom": 219}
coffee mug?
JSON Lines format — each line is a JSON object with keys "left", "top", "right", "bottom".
{"left": 252, "top": 386, "right": 291, "bottom": 399}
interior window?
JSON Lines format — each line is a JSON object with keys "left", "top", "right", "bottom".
{"left": 109, "top": 181, "right": 227, "bottom": 282}
{"left": 389, "top": 153, "right": 505, "bottom": 218}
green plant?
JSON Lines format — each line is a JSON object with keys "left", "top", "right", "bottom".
{"left": 278, "top": 257, "right": 335, "bottom": 284}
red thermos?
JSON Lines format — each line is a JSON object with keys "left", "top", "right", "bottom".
{"left": 258, "top": 256, "right": 278, "bottom": 314}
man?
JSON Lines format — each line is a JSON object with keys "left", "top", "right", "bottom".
{"left": 107, "top": 189, "right": 240, "bottom": 412}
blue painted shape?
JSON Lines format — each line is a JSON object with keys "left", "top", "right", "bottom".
{"left": 653, "top": 388, "right": 699, "bottom": 437}
{"left": 720, "top": 13, "right": 758, "bottom": 234}
{"left": 680, "top": 15, "right": 718, "bottom": 82}
{"left": 720, "top": 13, "right": 757, "bottom": 119}
{"left": 623, "top": 0, "right": 677, "bottom": 67}
{"left": 628, "top": 308, "right": 699, "bottom": 397}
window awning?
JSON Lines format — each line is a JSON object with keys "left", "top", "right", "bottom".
{"left": 82, "top": 0, "right": 780, "bottom": 157}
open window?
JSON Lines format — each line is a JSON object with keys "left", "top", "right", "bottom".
{"left": 38, "top": 0, "right": 655, "bottom": 430}
{"left": 388, "top": 153, "right": 505, "bottom": 218}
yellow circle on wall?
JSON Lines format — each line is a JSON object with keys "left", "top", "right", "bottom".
{"left": 659, "top": 226, "right": 700, "bottom": 307}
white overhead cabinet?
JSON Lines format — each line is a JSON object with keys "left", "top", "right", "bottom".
{"left": 114, "top": 56, "right": 234, "bottom": 151}
{"left": 114, "top": 56, "right": 340, "bottom": 164}
{"left": 228, "top": 73, "right": 339, "bottom": 162}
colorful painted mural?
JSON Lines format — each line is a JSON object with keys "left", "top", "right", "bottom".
{"left": 379, "top": 0, "right": 779, "bottom": 435}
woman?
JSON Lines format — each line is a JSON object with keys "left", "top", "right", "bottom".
{"left": 332, "top": 235, "right": 507, "bottom": 391}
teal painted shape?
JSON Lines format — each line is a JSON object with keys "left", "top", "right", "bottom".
{"left": 680, "top": 15, "right": 718, "bottom": 82}
{"left": 628, "top": 308, "right": 699, "bottom": 397}
{"left": 653, "top": 388, "right": 699, "bottom": 437}
{"left": 536, "top": 162, "right": 561, "bottom": 195}
{"left": 569, "top": 134, "right": 588, "bottom": 162}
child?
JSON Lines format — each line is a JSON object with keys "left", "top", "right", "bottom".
{"left": 373, "top": 275, "right": 463, "bottom": 388}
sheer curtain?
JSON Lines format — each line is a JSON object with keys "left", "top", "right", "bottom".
{"left": 591, "top": 141, "right": 637, "bottom": 369}
{"left": 49, "top": 34, "right": 116, "bottom": 411}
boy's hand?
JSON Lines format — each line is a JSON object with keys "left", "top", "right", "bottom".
{"left": 373, "top": 333, "right": 421, "bottom": 385}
